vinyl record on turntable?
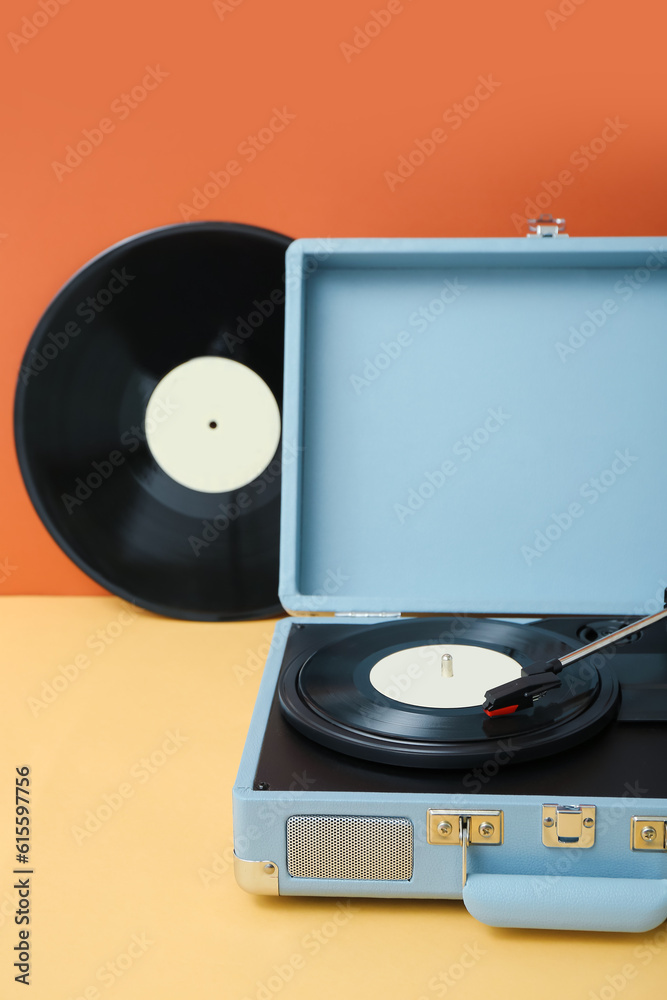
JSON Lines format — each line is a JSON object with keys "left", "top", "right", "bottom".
{"left": 279, "top": 617, "right": 621, "bottom": 768}
{"left": 14, "top": 222, "right": 292, "bottom": 620}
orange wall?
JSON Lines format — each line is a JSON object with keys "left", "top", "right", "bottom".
{"left": 2, "top": 0, "right": 666, "bottom": 596}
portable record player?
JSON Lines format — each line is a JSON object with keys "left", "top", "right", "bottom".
{"left": 233, "top": 222, "right": 667, "bottom": 932}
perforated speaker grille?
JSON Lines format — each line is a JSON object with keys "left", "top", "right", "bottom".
{"left": 286, "top": 815, "right": 413, "bottom": 880}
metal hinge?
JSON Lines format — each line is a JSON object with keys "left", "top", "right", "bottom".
{"left": 333, "top": 612, "right": 402, "bottom": 618}
{"left": 427, "top": 809, "right": 503, "bottom": 888}
{"left": 542, "top": 804, "right": 596, "bottom": 848}
{"left": 526, "top": 214, "right": 568, "bottom": 238}
{"left": 631, "top": 817, "right": 667, "bottom": 852}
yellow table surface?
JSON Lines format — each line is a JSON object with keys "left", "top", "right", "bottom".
{"left": 1, "top": 596, "right": 665, "bottom": 999}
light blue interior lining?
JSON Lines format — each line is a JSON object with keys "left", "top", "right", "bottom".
{"left": 280, "top": 239, "right": 667, "bottom": 615}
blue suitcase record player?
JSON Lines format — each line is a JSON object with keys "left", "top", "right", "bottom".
{"left": 233, "top": 219, "right": 667, "bottom": 932}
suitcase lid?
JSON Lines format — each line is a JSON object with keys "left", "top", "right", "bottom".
{"left": 279, "top": 234, "right": 667, "bottom": 617}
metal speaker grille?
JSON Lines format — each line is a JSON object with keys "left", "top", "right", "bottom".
{"left": 286, "top": 815, "right": 413, "bottom": 880}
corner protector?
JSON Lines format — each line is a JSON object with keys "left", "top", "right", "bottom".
{"left": 234, "top": 854, "right": 280, "bottom": 895}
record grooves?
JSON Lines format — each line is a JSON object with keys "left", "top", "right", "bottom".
{"left": 15, "top": 222, "right": 291, "bottom": 621}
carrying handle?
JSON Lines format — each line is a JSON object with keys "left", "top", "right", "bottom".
{"left": 463, "top": 874, "right": 667, "bottom": 933}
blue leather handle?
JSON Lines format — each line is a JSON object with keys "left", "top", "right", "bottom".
{"left": 463, "top": 874, "right": 667, "bottom": 932}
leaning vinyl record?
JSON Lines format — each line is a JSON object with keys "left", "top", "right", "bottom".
{"left": 15, "top": 221, "right": 291, "bottom": 620}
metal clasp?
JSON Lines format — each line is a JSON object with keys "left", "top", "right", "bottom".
{"left": 427, "top": 809, "right": 503, "bottom": 888}
{"left": 542, "top": 804, "right": 596, "bottom": 848}
{"left": 631, "top": 817, "right": 667, "bottom": 852}
{"left": 526, "top": 214, "right": 568, "bottom": 238}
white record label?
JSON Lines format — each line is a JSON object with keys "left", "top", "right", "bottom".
{"left": 144, "top": 356, "right": 281, "bottom": 494}
{"left": 369, "top": 644, "right": 523, "bottom": 709}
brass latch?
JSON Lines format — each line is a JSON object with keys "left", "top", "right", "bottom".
{"left": 631, "top": 817, "right": 667, "bottom": 852}
{"left": 542, "top": 804, "right": 596, "bottom": 848}
{"left": 427, "top": 810, "right": 503, "bottom": 888}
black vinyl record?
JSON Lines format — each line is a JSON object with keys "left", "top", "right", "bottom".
{"left": 279, "top": 618, "right": 621, "bottom": 768}
{"left": 14, "top": 221, "right": 292, "bottom": 620}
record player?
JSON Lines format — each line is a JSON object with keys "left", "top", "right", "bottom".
{"left": 233, "top": 222, "right": 667, "bottom": 932}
